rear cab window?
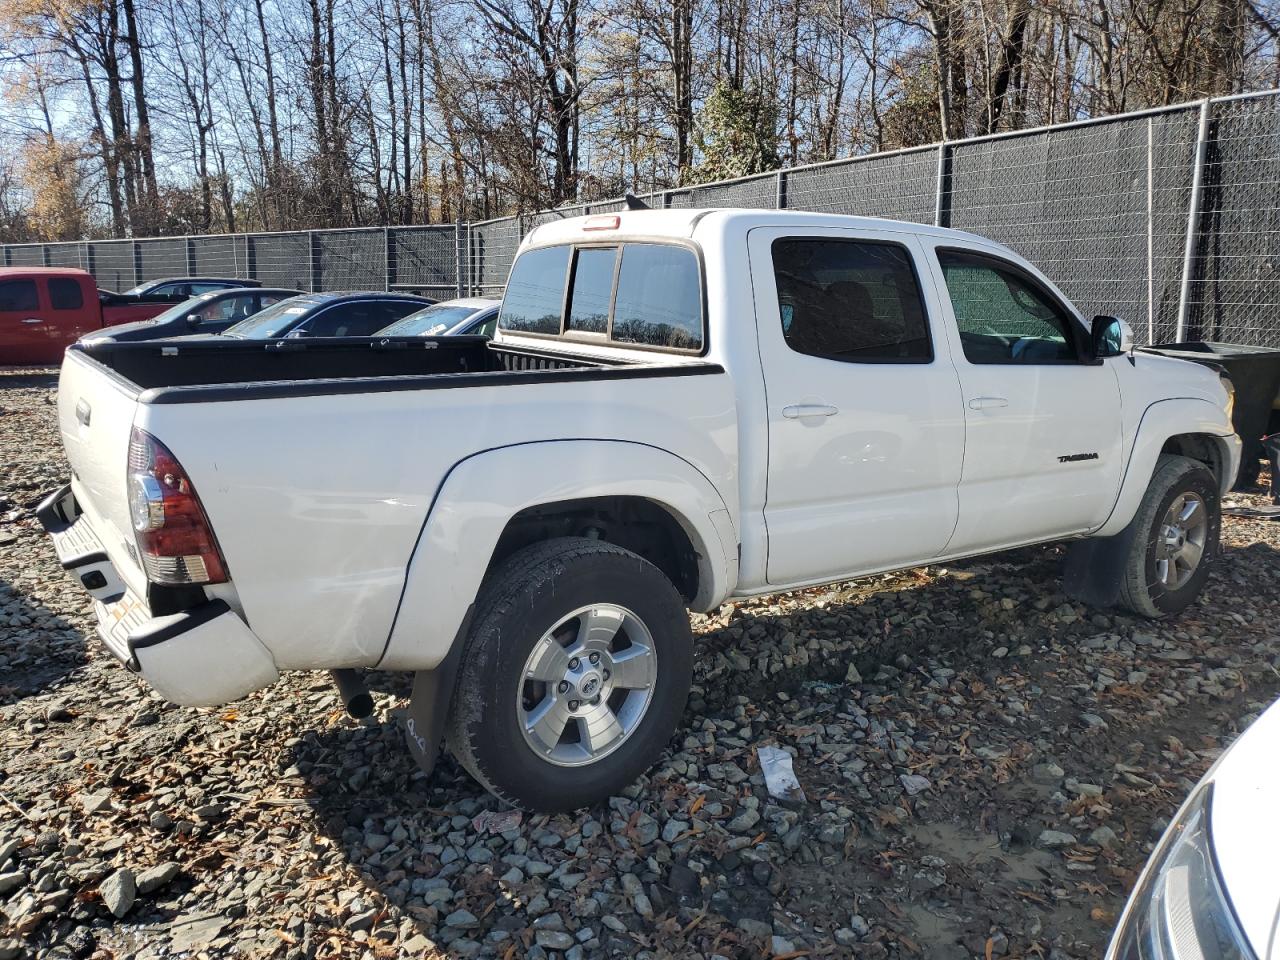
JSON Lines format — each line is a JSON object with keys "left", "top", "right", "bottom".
{"left": 499, "top": 241, "right": 704, "bottom": 352}
{"left": 49, "top": 278, "right": 85, "bottom": 310}
{"left": 772, "top": 238, "right": 932, "bottom": 363}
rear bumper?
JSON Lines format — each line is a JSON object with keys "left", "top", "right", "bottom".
{"left": 37, "top": 484, "right": 279, "bottom": 706}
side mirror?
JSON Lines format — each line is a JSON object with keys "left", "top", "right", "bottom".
{"left": 1091, "top": 315, "right": 1133, "bottom": 359}
{"left": 186, "top": 314, "right": 202, "bottom": 329}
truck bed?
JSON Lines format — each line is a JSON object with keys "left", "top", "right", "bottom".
{"left": 74, "top": 336, "right": 626, "bottom": 398}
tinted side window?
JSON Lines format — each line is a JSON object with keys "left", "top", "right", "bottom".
{"left": 380, "top": 301, "right": 425, "bottom": 325}
{"left": 612, "top": 244, "right": 702, "bottom": 350}
{"left": 195, "top": 294, "right": 255, "bottom": 322}
{"left": 188, "top": 282, "right": 230, "bottom": 295}
{"left": 49, "top": 278, "right": 84, "bottom": 310}
{"left": 938, "top": 251, "right": 1077, "bottom": 363}
{"left": 565, "top": 247, "right": 616, "bottom": 334}
{"left": 500, "top": 245, "right": 571, "bottom": 334}
{"left": 301, "top": 304, "right": 374, "bottom": 337}
{"left": 772, "top": 239, "right": 931, "bottom": 362}
{"left": 0, "top": 280, "right": 39, "bottom": 312}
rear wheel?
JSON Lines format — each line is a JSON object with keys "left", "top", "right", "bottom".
{"left": 446, "top": 537, "right": 692, "bottom": 812}
{"left": 1116, "top": 455, "right": 1221, "bottom": 618}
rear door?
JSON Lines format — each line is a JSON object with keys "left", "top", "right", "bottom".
{"left": 46, "top": 275, "right": 97, "bottom": 342}
{"left": 924, "top": 245, "right": 1124, "bottom": 553}
{"left": 749, "top": 226, "right": 966, "bottom": 586}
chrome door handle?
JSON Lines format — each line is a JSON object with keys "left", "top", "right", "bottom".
{"left": 782, "top": 404, "right": 839, "bottom": 419}
{"left": 968, "top": 396, "right": 1009, "bottom": 410}
{"left": 21, "top": 318, "right": 42, "bottom": 324}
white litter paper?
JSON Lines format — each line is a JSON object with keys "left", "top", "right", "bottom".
{"left": 757, "top": 746, "right": 806, "bottom": 803}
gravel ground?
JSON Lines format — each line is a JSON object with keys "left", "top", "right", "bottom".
{"left": 2, "top": 365, "right": 1279, "bottom": 960}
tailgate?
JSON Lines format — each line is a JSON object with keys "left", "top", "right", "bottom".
{"left": 56, "top": 350, "right": 148, "bottom": 597}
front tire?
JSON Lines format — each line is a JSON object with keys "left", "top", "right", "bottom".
{"left": 1116, "top": 454, "right": 1221, "bottom": 618}
{"left": 445, "top": 537, "right": 692, "bottom": 812}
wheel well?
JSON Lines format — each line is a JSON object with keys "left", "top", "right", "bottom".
{"left": 1161, "top": 433, "right": 1226, "bottom": 485}
{"left": 487, "top": 497, "right": 700, "bottom": 602}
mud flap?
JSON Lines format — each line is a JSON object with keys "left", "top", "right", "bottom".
{"left": 1062, "top": 523, "right": 1140, "bottom": 608}
{"left": 403, "top": 605, "right": 472, "bottom": 777}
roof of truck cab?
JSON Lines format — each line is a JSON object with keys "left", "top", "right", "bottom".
{"left": 521, "top": 207, "right": 1011, "bottom": 253}
{"left": 0, "top": 266, "right": 91, "bottom": 278}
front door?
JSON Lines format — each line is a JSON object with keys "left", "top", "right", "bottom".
{"left": 924, "top": 245, "right": 1125, "bottom": 554}
{"left": 0, "top": 277, "right": 49, "bottom": 365}
{"left": 749, "top": 226, "right": 967, "bottom": 587}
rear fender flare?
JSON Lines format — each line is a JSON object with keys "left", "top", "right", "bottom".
{"left": 1093, "top": 398, "right": 1238, "bottom": 538}
{"left": 378, "top": 440, "right": 738, "bottom": 671}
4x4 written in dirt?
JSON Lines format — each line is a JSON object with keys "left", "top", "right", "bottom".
{"left": 37, "top": 208, "right": 1240, "bottom": 812}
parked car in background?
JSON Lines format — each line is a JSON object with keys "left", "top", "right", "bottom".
{"left": 1106, "top": 695, "right": 1280, "bottom": 960}
{"left": 83, "top": 288, "right": 302, "bottom": 344}
{"left": 1, "top": 267, "right": 177, "bottom": 364}
{"left": 39, "top": 208, "right": 1238, "bottom": 813}
{"left": 221, "top": 291, "right": 433, "bottom": 339}
{"left": 375, "top": 297, "right": 501, "bottom": 338}
{"left": 121, "top": 276, "right": 261, "bottom": 299}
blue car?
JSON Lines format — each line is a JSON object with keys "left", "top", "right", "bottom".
{"left": 222, "top": 291, "right": 435, "bottom": 339}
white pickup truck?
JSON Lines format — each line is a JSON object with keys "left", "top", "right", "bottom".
{"left": 39, "top": 208, "right": 1239, "bottom": 812}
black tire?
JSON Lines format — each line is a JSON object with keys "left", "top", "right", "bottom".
{"left": 1116, "top": 454, "right": 1221, "bottom": 619}
{"left": 445, "top": 537, "right": 692, "bottom": 812}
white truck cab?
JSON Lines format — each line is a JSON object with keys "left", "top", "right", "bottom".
{"left": 39, "top": 209, "right": 1239, "bottom": 811}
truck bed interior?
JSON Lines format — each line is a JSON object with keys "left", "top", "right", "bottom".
{"left": 73, "top": 336, "right": 618, "bottom": 391}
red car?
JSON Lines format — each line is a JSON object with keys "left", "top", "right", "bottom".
{"left": 0, "top": 268, "right": 176, "bottom": 365}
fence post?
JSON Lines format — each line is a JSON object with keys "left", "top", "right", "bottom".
{"left": 2, "top": 246, "right": 9, "bottom": 267}
{"left": 385, "top": 228, "right": 397, "bottom": 291}
{"left": 132, "top": 241, "right": 143, "bottom": 287}
{"left": 83, "top": 243, "right": 95, "bottom": 278}
{"left": 455, "top": 219, "right": 465, "bottom": 298}
{"left": 308, "top": 231, "right": 320, "bottom": 292}
{"left": 246, "top": 236, "right": 257, "bottom": 281}
{"left": 934, "top": 142, "right": 953, "bottom": 228}
{"left": 1146, "top": 117, "right": 1155, "bottom": 345}
{"left": 185, "top": 237, "right": 196, "bottom": 277}
{"left": 776, "top": 170, "right": 788, "bottom": 210}
{"left": 469, "top": 225, "right": 479, "bottom": 295}
{"left": 1175, "top": 99, "right": 1213, "bottom": 342}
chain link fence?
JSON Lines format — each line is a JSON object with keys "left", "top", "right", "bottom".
{"left": 6, "top": 90, "right": 1280, "bottom": 346}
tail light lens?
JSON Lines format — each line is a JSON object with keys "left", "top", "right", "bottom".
{"left": 127, "top": 427, "right": 228, "bottom": 584}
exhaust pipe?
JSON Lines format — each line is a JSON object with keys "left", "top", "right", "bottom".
{"left": 330, "top": 669, "right": 374, "bottom": 719}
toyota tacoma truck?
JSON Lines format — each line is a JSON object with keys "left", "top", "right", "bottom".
{"left": 37, "top": 209, "right": 1240, "bottom": 812}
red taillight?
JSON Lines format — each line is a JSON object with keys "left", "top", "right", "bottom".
{"left": 127, "top": 427, "right": 228, "bottom": 584}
